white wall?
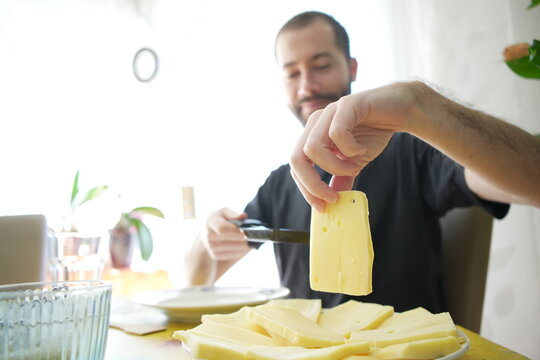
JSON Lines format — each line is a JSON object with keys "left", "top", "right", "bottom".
{"left": 390, "top": 0, "right": 540, "bottom": 358}
{"left": 0, "top": 1, "right": 394, "bottom": 285}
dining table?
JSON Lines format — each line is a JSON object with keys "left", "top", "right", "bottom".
{"left": 102, "top": 269, "right": 529, "bottom": 360}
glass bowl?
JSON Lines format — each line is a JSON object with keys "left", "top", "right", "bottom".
{"left": 0, "top": 280, "right": 112, "bottom": 360}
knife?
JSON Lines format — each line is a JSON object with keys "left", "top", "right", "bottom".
{"left": 230, "top": 219, "right": 309, "bottom": 244}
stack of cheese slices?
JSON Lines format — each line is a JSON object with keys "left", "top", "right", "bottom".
{"left": 173, "top": 298, "right": 465, "bottom": 360}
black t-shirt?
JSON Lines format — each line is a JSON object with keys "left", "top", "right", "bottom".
{"left": 244, "top": 133, "right": 509, "bottom": 313}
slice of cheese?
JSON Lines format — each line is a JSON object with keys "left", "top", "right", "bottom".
{"left": 183, "top": 322, "right": 278, "bottom": 346}
{"left": 310, "top": 190, "right": 373, "bottom": 296}
{"left": 247, "top": 341, "right": 370, "bottom": 360}
{"left": 377, "top": 307, "right": 433, "bottom": 329}
{"left": 267, "top": 299, "right": 322, "bottom": 322}
{"left": 174, "top": 300, "right": 464, "bottom": 360}
{"left": 173, "top": 322, "right": 280, "bottom": 360}
{"left": 348, "top": 312, "right": 457, "bottom": 348}
{"left": 247, "top": 304, "right": 345, "bottom": 347}
{"left": 318, "top": 300, "right": 394, "bottom": 337}
{"left": 173, "top": 331, "right": 251, "bottom": 360}
{"left": 201, "top": 307, "right": 269, "bottom": 336}
{"left": 371, "top": 336, "right": 461, "bottom": 359}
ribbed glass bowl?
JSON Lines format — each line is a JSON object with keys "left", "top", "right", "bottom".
{"left": 0, "top": 280, "right": 112, "bottom": 360}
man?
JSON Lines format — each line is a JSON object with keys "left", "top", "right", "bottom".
{"left": 184, "top": 11, "right": 534, "bottom": 313}
{"left": 184, "top": 11, "right": 359, "bottom": 294}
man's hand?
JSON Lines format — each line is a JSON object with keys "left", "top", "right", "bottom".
{"left": 291, "top": 81, "right": 540, "bottom": 209}
{"left": 203, "top": 208, "right": 250, "bottom": 261}
{"left": 290, "top": 82, "right": 418, "bottom": 212}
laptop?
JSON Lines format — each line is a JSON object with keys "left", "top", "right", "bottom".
{"left": 0, "top": 214, "right": 48, "bottom": 285}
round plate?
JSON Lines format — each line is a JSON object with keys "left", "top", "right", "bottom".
{"left": 438, "top": 328, "right": 470, "bottom": 360}
{"left": 131, "top": 286, "right": 290, "bottom": 323}
{"left": 180, "top": 328, "right": 470, "bottom": 359}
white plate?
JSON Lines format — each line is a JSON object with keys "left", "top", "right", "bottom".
{"left": 438, "top": 328, "right": 470, "bottom": 360}
{"left": 131, "top": 286, "right": 290, "bottom": 323}
{"left": 181, "top": 328, "right": 470, "bottom": 359}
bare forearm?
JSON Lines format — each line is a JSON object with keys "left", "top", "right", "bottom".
{"left": 408, "top": 82, "right": 540, "bottom": 207}
{"left": 183, "top": 233, "right": 218, "bottom": 286}
{"left": 183, "top": 231, "right": 250, "bottom": 286}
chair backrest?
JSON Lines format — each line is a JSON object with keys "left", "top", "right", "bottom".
{"left": 0, "top": 214, "right": 48, "bottom": 285}
{"left": 440, "top": 206, "right": 493, "bottom": 333}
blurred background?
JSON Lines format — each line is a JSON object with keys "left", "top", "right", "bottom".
{"left": 0, "top": 0, "right": 538, "bottom": 357}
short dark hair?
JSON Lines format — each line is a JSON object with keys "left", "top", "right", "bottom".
{"left": 276, "top": 11, "right": 351, "bottom": 60}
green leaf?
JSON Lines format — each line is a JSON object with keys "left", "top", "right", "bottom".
{"left": 70, "top": 170, "right": 80, "bottom": 208}
{"left": 76, "top": 185, "right": 109, "bottom": 207}
{"left": 527, "top": 0, "right": 539, "bottom": 9}
{"left": 130, "top": 218, "right": 153, "bottom": 261}
{"left": 529, "top": 39, "right": 540, "bottom": 67}
{"left": 506, "top": 55, "right": 540, "bottom": 79}
{"left": 129, "top": 206, "right": 165, "bottom": 218}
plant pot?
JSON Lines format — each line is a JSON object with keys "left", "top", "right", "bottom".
{"left": 109, "top": 226, "right": 135, "bottom": 269}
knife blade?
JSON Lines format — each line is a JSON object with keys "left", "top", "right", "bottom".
{"left": 230, "top": 219, "right": 310, "bottom": 244}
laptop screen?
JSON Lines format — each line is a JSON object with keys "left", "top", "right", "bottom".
{"left": 0, "top": 214, "right": 48, "bottom": 285}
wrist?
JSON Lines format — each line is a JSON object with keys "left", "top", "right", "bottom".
{"left": 403, "top": 81, "right": 431, "bottom": 135}
{"left": 403, "top": 81, "right": 438, "bottom": 137}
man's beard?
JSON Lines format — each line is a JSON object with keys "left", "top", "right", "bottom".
{"left": 293, "top": 84, "right": 352, "bottom": 126}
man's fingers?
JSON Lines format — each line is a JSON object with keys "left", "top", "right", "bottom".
{"left": 290, "top": 142, "right": 338, "bottom": 205}
{"left": 221, "top": 208, "right": 247, "bottom": 221}
{"left": 290, "top": 168, "right": 332, "bottom": 212}
{"left": 205, "top": 233, "right": 249, "bottom": 260}
{"left": 328, "top": 95, "right": 369, "bottom": 158}
{"left": 207, "top": 208, "right": 246, "bottom": 235}
{"left": 303, "top": 104, "right": 362, "bottom": 177}
{"left": 207, "top": 239, "right": 249, "bottom": 251}
{"left": 209, "top": 244, "right": 250, "bottom": 261}
{"left": 290, "top": 110, "right": 339, "bottom": 206}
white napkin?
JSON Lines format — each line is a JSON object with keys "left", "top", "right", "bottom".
{"left": 110, "top": 297, "right": 167, "bottom": 335}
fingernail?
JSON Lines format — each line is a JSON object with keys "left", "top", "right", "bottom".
{"left": 327, "top": 194, "right": 338, "bottom": 204}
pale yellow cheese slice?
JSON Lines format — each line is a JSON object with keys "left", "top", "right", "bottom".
{"left": 173, "top": 322, "right": 280, "bottom": 360}
{"left": 201, "top": 306, "right": 269, "bottom": 336}
{"left": 267, "top": 299, "right": 322, "bottom": 322}
{"left": 310, "top": 190, "right": 373, "bottom": 296}
{"left": 247, "top": 304, "right": 345, "bottom": 347}
{"left": 179, "top": 322, "right": 278, "bottom": 346}
{"left": 247, "top": 341, "right": 370, "bottom": 360}
{"left": 371, "top": 336, "right": 461, "bottom": 359}
{"left": 173, "top": 331, "right": 251, "bottom": 360}
{"left": 348, "top": 312, "right": 457, "bottom": 348}
{"left": 377, "top": 307, "right": 433, "bottom": 329}
{"left": 318, "top": 300, "right": 394, "bottom": 337}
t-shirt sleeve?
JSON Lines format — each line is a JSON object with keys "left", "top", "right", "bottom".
{"left": 416, "top": 139, "right": 510, "bottom": 219}
{"left": 243, "top": 174, "right": 275, "bottom": 250}
{"left": 244, "top": 182, "right": 271, "bottom": 222}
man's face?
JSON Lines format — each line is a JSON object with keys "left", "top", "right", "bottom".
{"left": 275, "top": 20, "right": 357, "bottom": 126}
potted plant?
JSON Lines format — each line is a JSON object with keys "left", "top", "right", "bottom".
{"left": 109, "top": 206, "right": 164, "bottom": 268}
{"left": 66, "top": 170, "right": 164, "bottom": 268}
{"left": 503, "top": 1, "right": 539, "bottom": 79}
